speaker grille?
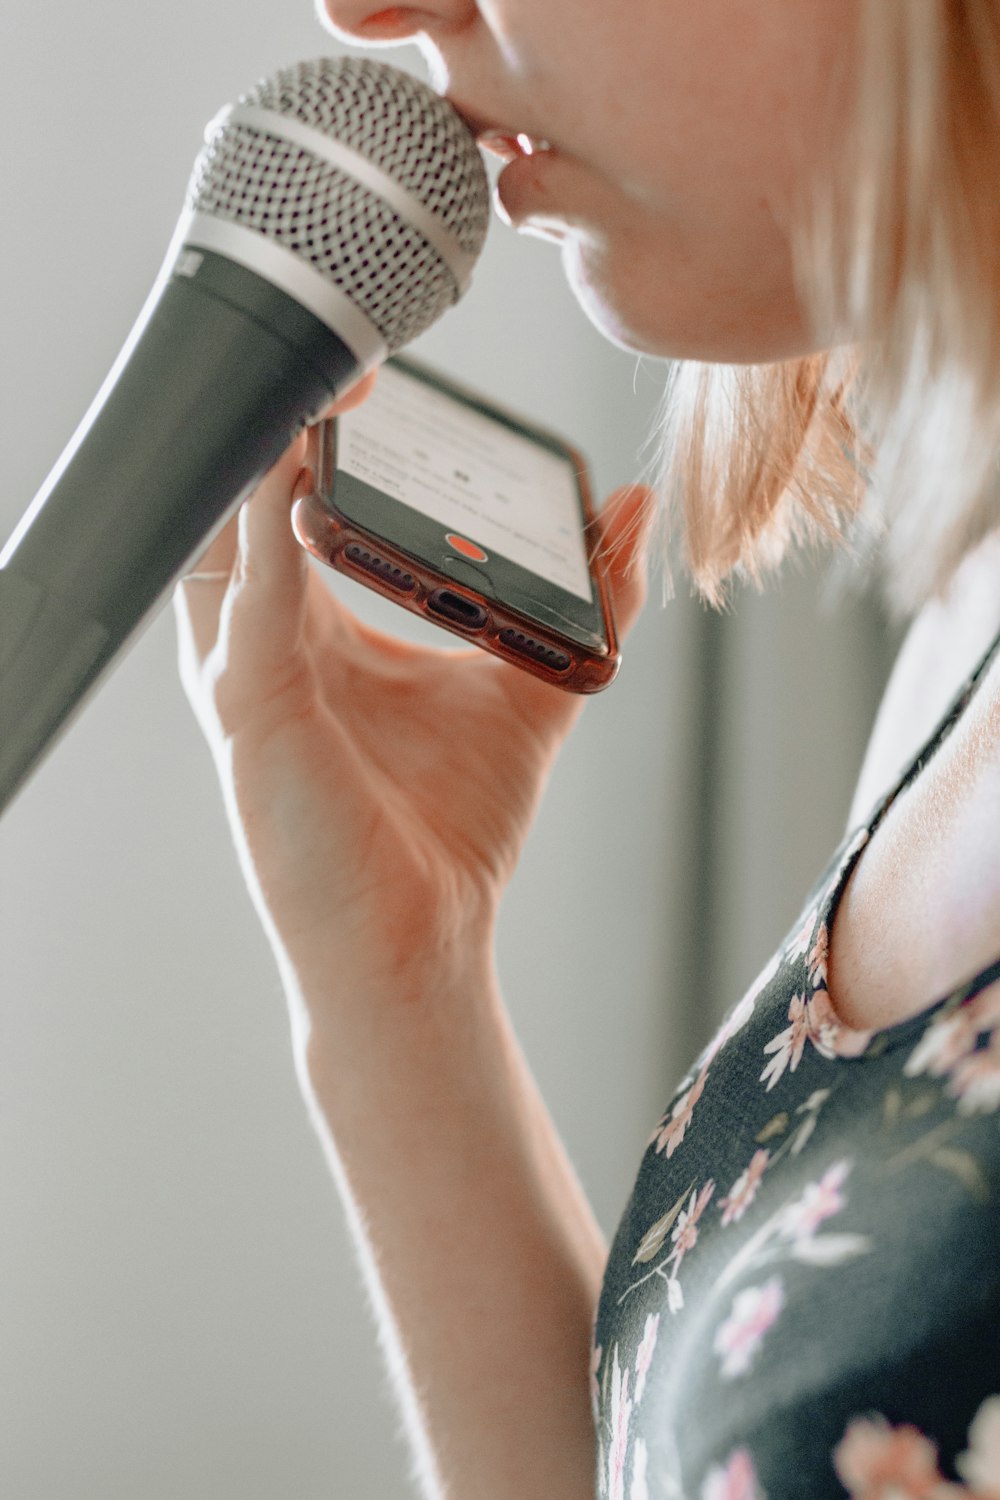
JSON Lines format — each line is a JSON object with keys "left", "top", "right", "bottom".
{"left": 499, "top": 628, "right": 572, "bottom": 673}
{"left": 343, "top": 542, "right": 416, "bottom": 593}
{"left": 187, "top": 57, "right": 490, "bottom": 352}
{"left": 246, "top": 58, "right": 488, "bottom": 249}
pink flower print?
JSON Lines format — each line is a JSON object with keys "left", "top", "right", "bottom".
{"left": 779, "top": 1160, "right": 851, "bottom": 1243}
{"left": 650, "top": 1066, "right": 709, "bottom": 1158}
{"left": 807, "top": 923, "right": 829, "bottom": 988}
{"left": 607, "top": 1345, "right": 633, "bottom": 1500}
{"left": 785, "top": 905, "right": 820, "bottom": 963}
{"left": 634, "top": 1313, "right": 660, "bottom": 1404}
{"left": 761, "top": 989, "right": 871, "bottom": 1089}
{"left": 906, "top": 981, "right": 1000, "bottom": 1114}
{"left": 702, "top": 1447, "right": 767, "bottom": 1500}
{"left": 700, "top": 954, "right": 781, "bottom": 1070}
{"left": 957, "top": 1394, "right": 1000, "bottom": 1496}
{"left": 713, "top": 1277, "right": 785, "bottom": 1379}
{"left": 719, "top": 1149, "right": 770, "bottom": 1226}
{"left": 833, "top": 1394, "right": 1000, "bottom": 1500}
{"left": 948, "top": 1031, "right": 1000, "bottom": 1115}
{"left": 670, "top": 1180, "right": 716, "bottom": 1275}
{"left": 807, "top": 988, "right": 842, "bottom": 1058}
{"left": 907, "top": 981, "right": 1000, "bottom": 1080}
{"left": 809, "top": 987, "right": 873, "bottom": 1060}
{"left": 905, "top": 1007, "right": 985, "bottom": 1081}
{"left": 760, "top": 993, "right": 812, "bottom": 1090}
{"left": 833, "top": 1415, "right": 949, "bottom": 1498}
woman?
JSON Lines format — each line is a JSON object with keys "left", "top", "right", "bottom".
{"left": 173, "top": 3, "right": 1000, "bottom": 1496}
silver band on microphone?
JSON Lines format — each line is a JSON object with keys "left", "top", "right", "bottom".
{"left": 216, "top": 104, "right": 478, "bottom": 295}
{"left": 175, "top": 211, "right": 389, "bottom": 373}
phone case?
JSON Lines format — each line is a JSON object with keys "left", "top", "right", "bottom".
{"left": 291, "top": 408, "right": 621, "bottom": 694}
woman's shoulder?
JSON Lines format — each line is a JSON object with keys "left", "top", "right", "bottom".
{"left": 847, "top": 530, "right": 1000, "bottom": 828}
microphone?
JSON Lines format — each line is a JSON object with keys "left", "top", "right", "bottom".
{"left": 0, "top": 56, "right": 490, "bottom": 816}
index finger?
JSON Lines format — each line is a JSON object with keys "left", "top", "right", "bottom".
{"left": 313, "top": 367, "right": 379, "bottom": 424}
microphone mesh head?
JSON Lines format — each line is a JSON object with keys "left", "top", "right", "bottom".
{"left": 188, "top": 57, "right": 491, "bottom": 353}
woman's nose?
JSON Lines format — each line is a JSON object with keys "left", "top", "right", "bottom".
{"left": 319, "top": 1, "right": 475, "bottom": 46}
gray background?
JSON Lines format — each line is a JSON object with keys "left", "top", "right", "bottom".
{"left": 0, "top": 5, "right": 895, "bottom": 1495}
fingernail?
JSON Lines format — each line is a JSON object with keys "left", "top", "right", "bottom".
{"left": 292, "top": 466, "right": 315, "bottom": 500}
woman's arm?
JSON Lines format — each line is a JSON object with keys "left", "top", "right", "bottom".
{"left": 174, "top": 400, "right": 652, "bottom": 1499}
{"left": 294, "top": 946, "right": 606, "bottom": 1500}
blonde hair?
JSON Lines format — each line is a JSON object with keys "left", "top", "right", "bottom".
{"left": 653, "top": 0, "right": 1000, "bottom": 613}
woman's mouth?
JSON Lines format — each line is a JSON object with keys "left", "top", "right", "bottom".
{"left": 493, "top": 147, "right": 566, "bottom": 234}
{"left": 477, "top": 131, "right": 554, "bottom": 163}
{"left": 446, "top": 98, "right": 553, "bottom": 160}
{"left": 446, "top": 100, "right": 571, "bottom": 236}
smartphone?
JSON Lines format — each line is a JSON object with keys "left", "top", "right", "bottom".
{"left": 291, "top": 356, "right": 620, "bottom": 693}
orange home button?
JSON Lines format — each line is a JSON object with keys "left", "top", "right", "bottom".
{"left": 445, "top": 533, "right": 489, "bottom": 563}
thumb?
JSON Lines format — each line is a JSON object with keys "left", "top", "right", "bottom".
{"left": 593, "top": 483, "right": 658, "bottom": 639}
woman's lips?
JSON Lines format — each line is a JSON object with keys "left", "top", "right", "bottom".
{"left": 446, "top": 97, "right": 554, "bottom": 161}
{"left": 478, "top": 131, "right": 553, "bottom": 164}
{"left": 444, "top": 99, "right": 573, "bottom": 235}
{"left": 493, "top": 145, "right": 568, "bottom": 234}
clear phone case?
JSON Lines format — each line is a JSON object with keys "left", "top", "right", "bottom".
{"left": 292, "top": 399, "right": 621, "bottom": 694}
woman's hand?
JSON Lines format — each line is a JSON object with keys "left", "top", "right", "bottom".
{"left": 173, "top": 373, "right": 653, "bottom": 1008}
{"left": 174, "top": 374, "right": 649, "bottom": 1498}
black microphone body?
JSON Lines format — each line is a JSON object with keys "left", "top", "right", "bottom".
{"left": 0, "top": 57, "right": 489, "bottom": 816}
{"left": 0, "top": 255, "right": 359, "bottom": 812}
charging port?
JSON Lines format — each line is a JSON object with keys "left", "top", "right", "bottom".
{"left": 427, "top": 589, "right": 488, "bottom": 630}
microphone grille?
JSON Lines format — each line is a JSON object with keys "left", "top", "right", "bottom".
{"left": 187, "top": 57, "right": 491, "bottom": 354}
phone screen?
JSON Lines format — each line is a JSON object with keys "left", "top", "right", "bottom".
{"left": 298, "top": 356, "right": 620, "bottom": 688}
{"left": 335, "top": 361, "right": 594, "bottom": 604}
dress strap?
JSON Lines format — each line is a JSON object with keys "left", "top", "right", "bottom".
{"left": 960, "top": 952, "right": 1000, "bottom": 1004}
{"left": 866, "top": 620, "right": 1000, "bottom": 831}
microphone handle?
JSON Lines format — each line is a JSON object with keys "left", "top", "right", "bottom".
{"left": 0, "top": 251, "right": 360, "bottom": 816}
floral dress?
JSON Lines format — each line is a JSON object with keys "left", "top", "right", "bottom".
{"left": 593, "top": 627, "right": 1000, "bottom": 1500}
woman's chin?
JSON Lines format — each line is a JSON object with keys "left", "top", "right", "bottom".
{"left": 558, "top": 233, "right": 820, "bottom": 364}
{"left": 560, "top": 237, "right": 659, "bottom": 355}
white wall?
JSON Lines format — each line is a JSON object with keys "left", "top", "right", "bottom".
{"left": 0, "top": 4, "right": 892, "bottom": 1496}
{"left": 0, "top": 7, "right": 685, "bottom": 1495}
